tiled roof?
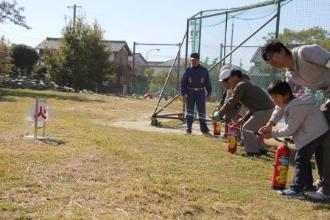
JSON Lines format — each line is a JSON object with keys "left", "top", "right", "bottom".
{"left": 147, "top": 58, "right": 189, "bottom": 67}
{"left": 36, "top": 37, "right": 131, "bottom": 54}
{"left": 35, "top": 37, "right": 61, "bottom": 50}
{"left": 128, "top": 53, "right": 147, "bottom": 64}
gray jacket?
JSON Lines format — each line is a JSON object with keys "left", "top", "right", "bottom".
{"left": 286, "top": 44, "right": 330, "bottom": 98}
{"left": 270, "top": 95, "right": 328, "bottom": 150}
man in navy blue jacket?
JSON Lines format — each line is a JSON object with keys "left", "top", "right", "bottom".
{"left": 181, "top": 53, "right": 212, "bottom": 135}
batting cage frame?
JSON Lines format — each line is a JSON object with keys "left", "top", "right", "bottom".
{"left": 150, "top": 0, "right": 285, "bottom": 126}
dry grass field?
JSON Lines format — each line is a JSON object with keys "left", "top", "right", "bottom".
{"left": 0, "top": 88, "right": 329, "bottom": 219}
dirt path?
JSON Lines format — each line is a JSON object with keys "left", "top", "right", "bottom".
{"left": 108, "top": 114, "right": 206, "bottom": 135}
{"left": 107, "top": 116, "right": 287, "bottom": 147}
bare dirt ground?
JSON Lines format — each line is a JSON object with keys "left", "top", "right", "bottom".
{"left": 108, "top": 115, "right": 284, "bottom": 147}
{"left": 109, "top": 115, "right": 205, "bottom": 135}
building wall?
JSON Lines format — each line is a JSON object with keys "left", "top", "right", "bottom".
{"left": 108, "top": 48, "right": 131, "bottom": 94}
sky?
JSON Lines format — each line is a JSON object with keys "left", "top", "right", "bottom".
{"left": 1, "top": 0, "right": 329, "bottom": 63}
{"left": 1, "top": 0, "right": 272, "bottom": 60}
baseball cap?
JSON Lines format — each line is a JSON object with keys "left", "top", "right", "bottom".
{"left": 219, "top": 66, "right": 233, "bottom": 81}
{"left": 190, "top": 52, "right": 200, "bottom": 59}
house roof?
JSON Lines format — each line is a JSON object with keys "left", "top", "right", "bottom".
{"left": 36, "top": 37, "right": 131, "bottom": 55}
{"left": 35, "top": 37, "right": 61, "bottom": 50}
{"left": 128, "top": 53, "right": 147, "bottom": 64}
{"left": 102, "top": 40, "right": 132, "bottom": 55}
{"left": 147, "top": 58, "right": 186, "bottom": 68}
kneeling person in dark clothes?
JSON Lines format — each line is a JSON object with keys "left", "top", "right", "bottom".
{"left": 180, "top": 53, "right": 212, "bottom": 135}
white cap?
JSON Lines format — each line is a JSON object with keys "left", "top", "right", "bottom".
{"left": 219, "top": 66, "right": 233, "bottom": 81}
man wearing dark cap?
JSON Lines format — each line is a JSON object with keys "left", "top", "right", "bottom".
{"left": 181, "top": 53, "right": 212, "bottom": 135}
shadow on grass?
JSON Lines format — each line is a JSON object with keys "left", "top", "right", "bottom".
{"left": 0, "top": 88, "right": 105, "bottom": 103}
{"left": 158, "top": 121, "right": 185, "bottom": 130}
{"left": 39, "top": 138, "right": 66, "bottom": 146}
{"left": 312, "top": 202, "right": 330, "bottom": 210}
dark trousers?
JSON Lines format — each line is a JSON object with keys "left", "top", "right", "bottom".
{"left": 185, "top": 90, "right": 209, "bottom": 133}
{"left": 315, "top": 106, "right": 330, "bottom": 194}
{"left": 291, "top": 135, "right": 324, "bottom": 192}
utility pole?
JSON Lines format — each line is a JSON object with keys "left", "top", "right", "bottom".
{"left": 67, "top": 4, "right": 82, "bottom": 27}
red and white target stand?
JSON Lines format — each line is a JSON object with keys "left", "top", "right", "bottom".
{"left": 25, "top": 96, "right": 50, "bottom": 140}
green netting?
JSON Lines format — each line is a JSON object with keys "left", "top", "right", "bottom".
{"left": 183, "top": 0, "right": 330, "bottom": 101}
{"left": 150, "top": 0, "right": 330, "bottom": 118}
{"left": 188, "top": 1, "right": 280, "bottom": 100}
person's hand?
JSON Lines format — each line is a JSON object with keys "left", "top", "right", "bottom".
{"left": 206, "top": 95, "right": 212, "bottom": 102}
{"left": 216, "top": 104, "right": 222, "bottom": 111}
{"left": 180, "top": 95, "right": 186, "bottom": 102}
{"left": 284, "top": 137, "right": 294, "bottom": 144}
{"left": 258, "top": 121, "right": 274, "bottom": 135}
{"left": 260, "top": 131, "right": 272, "bottom": 139}
{"left": 236, "top": 117, "right": 245, "bottom": 126}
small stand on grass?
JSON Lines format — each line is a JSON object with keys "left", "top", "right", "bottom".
{"left": 33, "top": 96, "right": 48, "bottom": 139}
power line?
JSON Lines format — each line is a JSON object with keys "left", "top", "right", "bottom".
{"left": 67, "top": 4, "right": 82, "bottom": 27}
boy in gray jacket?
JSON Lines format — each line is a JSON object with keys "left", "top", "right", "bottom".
{"left": 259, "top": 81, "right": 328, "bottom": 199}
{"left": 261, "top": 40, "right": 330, "bottom": 202}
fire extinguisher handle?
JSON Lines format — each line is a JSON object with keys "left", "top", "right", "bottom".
{"left": 284, "top": 137, "right": 294, "bottom": 144}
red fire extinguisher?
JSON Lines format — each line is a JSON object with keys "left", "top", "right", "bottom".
{"left": 227, "top": 124, "right": 238, "bottom": 154}
{"left": 271, "top": 138, "right": 291, "bottom": 190}
{"left": 213, "top": 121, "right": 221, "bottom": 136}
{"left": 212, "top": 111, "right": 221, "bottom": 136}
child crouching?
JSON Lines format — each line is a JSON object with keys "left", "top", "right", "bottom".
{"left": 259, "top": 81, "right": 329, "bottom": 199}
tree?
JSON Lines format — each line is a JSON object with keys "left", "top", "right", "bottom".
{"left": 144, "top": 67, "right": 154, "bottom": 84}
{"left": 43, "top": 17, "right": 113, "bottom": 91}
{"left": 150, "top": 71, "right": 177, "bottom": 97}
{"left": 0, "top": 1, "right": 30, "bottom": 29}
{"left": 41, "top": 48, "right": 65, "bottom": 83}
{"left": 260, "top": 27, "right": 330, "bottom": 85}
{"left": 10, "top": 44, "right": 39, "bottom": 75}
{"left": 267, "top": 27, "right": 330, "bottom": 50}
{"left": 132, "top": 74, "right": 149, "bottom": 94}
{"left": 0, "top": 36, "right": 12, "bottom": 75}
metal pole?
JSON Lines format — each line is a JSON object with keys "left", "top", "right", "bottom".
{"left": 230, "top": 22, "right": 234, "bottom": 65}
{"left": 223, "top": 11, "right": 229, "bottom": 65}
{"left": 42, "top": 98, "right": 47, "bottom": 137}
{"left": 155, "top": 94, "right": 181, "bottom": 115}
{"left": 208, "top": 14, "right": 278, "bottom": 73}
{"left": 184, "top": 19, "right": 190, "bottom": 69}
{"left": 219, "top": 43, "right": 223, "bottom": 70}
{"left": 67, "top": 4, "right": 81, "bottom": 27}
{"left": 132, "top": 42, "right": 136, "bottom": 77}
{"left": 34, "top": 97, "right": 38, "bottom": 139}
{"left": 193, "top": 19, "right": 197, "bottom": 52}
{"left": 198, "top": 11, "right": 203, "bottom": 55}
{"left": 177, "top": 43, "right": 181, "bottom": 91}
{"left": 273, "top": 0, "right": 282, "bottom": 82}
{"left": 153, "top": 33, "right": 187, "bottom": 116}
{"left": 134, "top": 43, "right": 180, "bottom": 46}
{"left": 73, "top": 4, "right": 76, "bottom": 27}
{"left": 191, "top": 0, "right": 280, "bottom": 20}
{"left": 275, "top": 0, "right": 281, "bottom": 39}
